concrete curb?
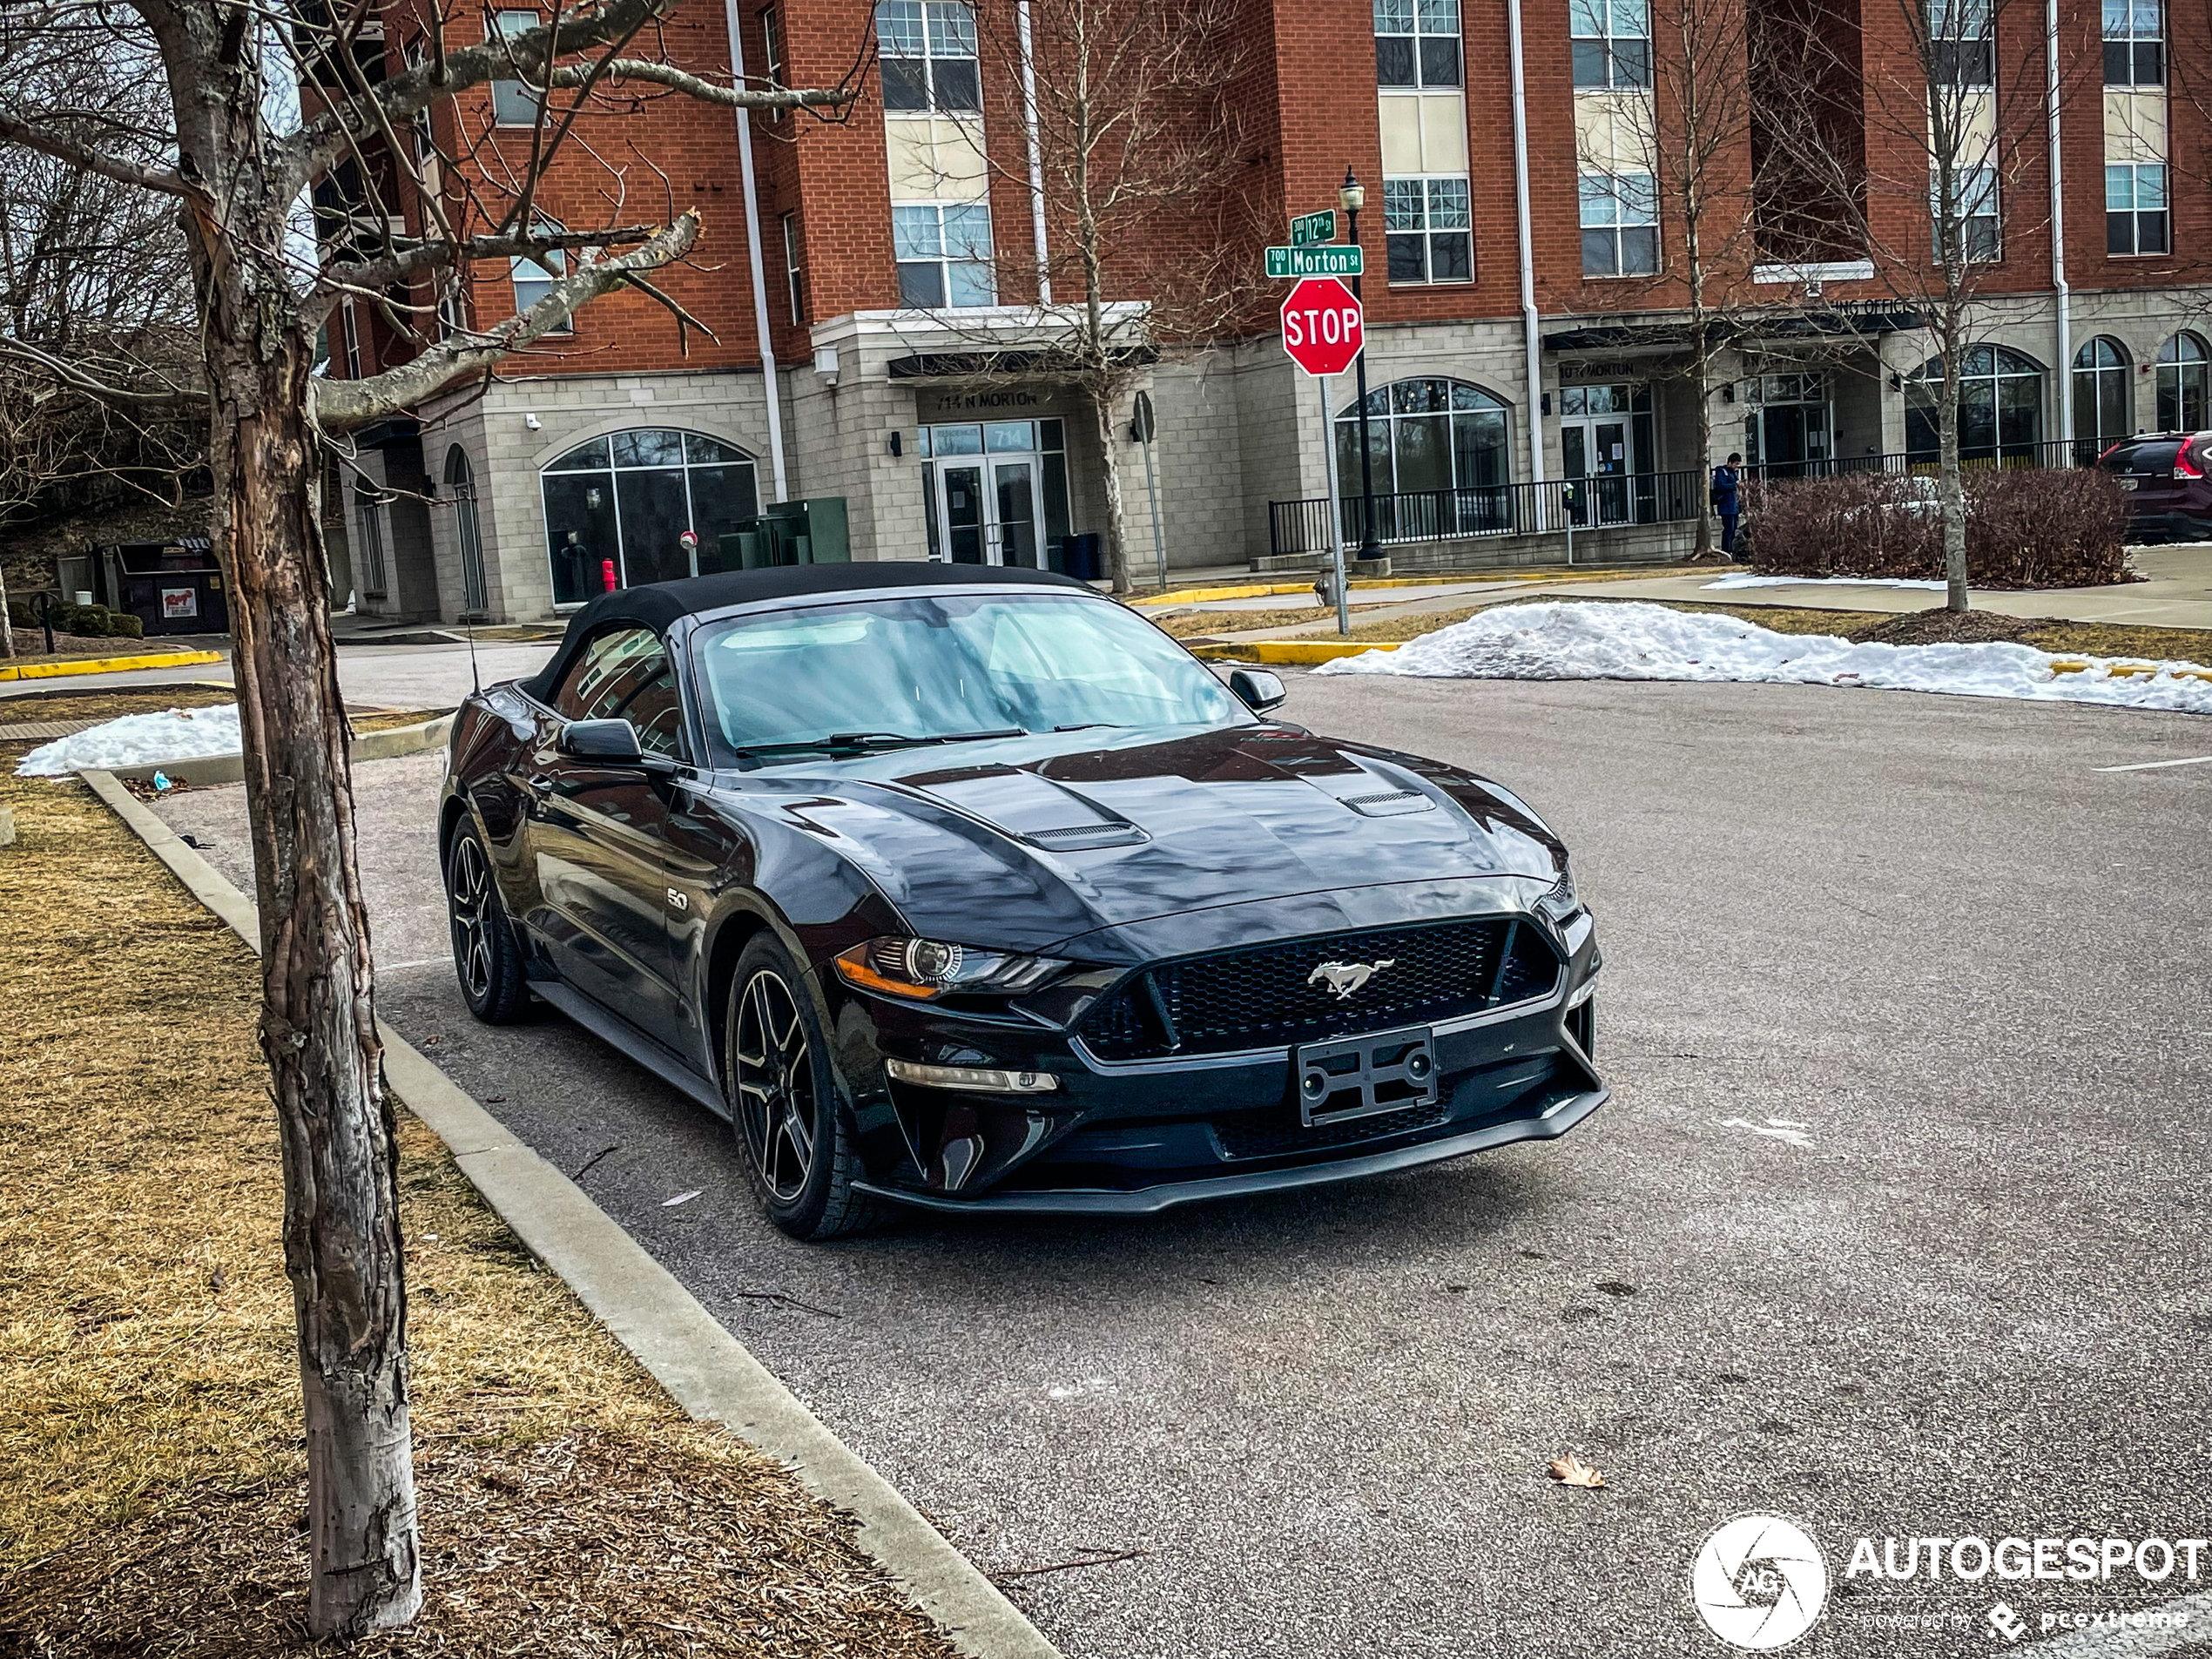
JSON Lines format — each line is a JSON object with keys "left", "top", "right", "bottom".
{"left": 75, "top": 767, "right": 1062, "bottom": 1659}
{"left": 1191, "top": 638, "right": 1399, "bottom": 664}
{"left": 97, "top": 712, "right": 457, "bottom": 787}
{"left": 0, "top": 647, "right": 224, "bottom": 681}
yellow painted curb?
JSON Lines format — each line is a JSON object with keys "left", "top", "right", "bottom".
{"left": 1136, "top": 566, "right": 1712, "bottom": 609}
{"left": 0, "top": 648, "right": 222, "bottom": 682}
{"left": 2048, "top": 658, "right": 2212, "bottom": 683}
{"left": 1192, "top": 638, "right": 1402, "bottom": 664}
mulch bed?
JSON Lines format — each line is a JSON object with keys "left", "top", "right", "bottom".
{"left": 0, "top": 775, "right": 958, "bottom": 1658}
{"left": 1848, "top": 607, "right": 2047, "bottom": 646}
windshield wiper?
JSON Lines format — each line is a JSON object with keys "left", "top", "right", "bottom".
{"left": 732, "top": 728, "right": 1027, "bottom": 759}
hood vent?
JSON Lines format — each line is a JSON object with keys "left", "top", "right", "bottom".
{"left": 1024, "top": 822, "right": 1150, "bottom": 851}
{"left": 1339, "top": 788, "right": 1434, "bottom": 819}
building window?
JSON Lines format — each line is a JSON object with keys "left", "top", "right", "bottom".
{"left": 1579, "top": 172, "right": 1658, "bottom": 275}
{"left": 782, "top": 212, "right": 806, "bottom": 323}
{"left": 2104, "top": 0, "right": 2162, "bottom": 84}
{"left": 2156, "top": 332, "right": 2208, "bottom": 431}
{"left": 1383, "top": 176, "right": 1473, "bottom": 282}
{"left": 762, "top": 7, "right": 787, "bottom": 121}
{"left": 875, "top": 1, "right": 980, "bottom": 114}
{"left": 1333, "top": 378, "right": 1511, "bottom": 539}
{"left": 509, "top": 236, "right": 573, "bottom": 332}
{"left": 2106, "top": 164, "right": 2168, "bottom": 256}
{"left": 1928, "top": 0, "right": 1993, "bottom": 84}
{"left": 340, "top": 299, "right": 362, "bottom": 379}
{"left": 354, "top": 481, "right": 388, "bottom": 597}
{"left": 1904, "top": 345, "right": 2044, "bottom": 462}
{"left": 2072, "top": 336, "right": 2132, "bottom": 450}
{"left": 436, "top": 274, "right": 469, "bottom": 340}
{"left": 1932, "top": 165, "right": 2000, "bottom": 263}
{"left": 489, "top": 10, "right": 541, "bottom": 127}
{"left": 893, "top": 202, "right": 996, "bottom": 307}
{"left": 540, "top": 428, "right": 760, "bottom": 605}
{"left": 1374, "top": 0, "right": 1461, "bottom": 89}
{"left": 445, "top": 445, "right": 489, "bottom": 616}
{"left": 1570, "top": 0, "right": 1650, "bottom": 88}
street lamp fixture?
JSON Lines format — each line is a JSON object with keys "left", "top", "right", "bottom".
{"left": 1340, "top": 166, "right": 1381, "bottom": 561}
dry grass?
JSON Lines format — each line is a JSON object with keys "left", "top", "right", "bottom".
{"left": 349, "top": 709, "right": 453, "bottom": 736}
{"left": 1291, "top": 593, "right": 2212, "bottom": 664}
{"left": 1150, "top": 605, "right": 1339, "bottom": 638}
{"left": 0, "top": 774, "right": 956, "bottom": 1657}
{"left": 0, "top": 686, "right": 234, "bottom": 726}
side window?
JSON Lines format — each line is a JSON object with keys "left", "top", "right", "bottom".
{"left": 551, "top": 626, "right": 685, "bottom": 758}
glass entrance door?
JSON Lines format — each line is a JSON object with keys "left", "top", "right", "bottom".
{"left": 932, "top": 455, "right": 1042, "bottom": 567}
{"left": 1562, "top": 418, "right": 1634, "bottom": 525}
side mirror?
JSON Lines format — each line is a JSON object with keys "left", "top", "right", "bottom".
{"left": 1229, "top": 667, "right": 1287, "bottom": 714}
{"left": 558, "top": 718, "right": 644, "bottom": 763}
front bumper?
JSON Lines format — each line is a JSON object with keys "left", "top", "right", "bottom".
{"left": 827, "top": 911, "right": 1605, "bottom": 1216}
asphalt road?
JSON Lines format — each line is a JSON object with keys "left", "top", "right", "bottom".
{"left": 157, "top": 673, "right": 2212, "bottom": 1659}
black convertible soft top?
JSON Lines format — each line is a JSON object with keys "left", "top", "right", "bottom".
{"left": 524, "top": 562, "right": 1093, "bottom": 703}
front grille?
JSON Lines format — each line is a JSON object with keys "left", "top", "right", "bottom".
{"left": 1214, "top": 1101, "right": 1449, "bottom": 1161}
{"left": 1077, "top": 917, "right": 1561, "bottom": 1062}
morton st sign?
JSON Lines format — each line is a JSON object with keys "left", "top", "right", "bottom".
{"left": 1279, "top": 276, "right": 1364, "bottom": 378}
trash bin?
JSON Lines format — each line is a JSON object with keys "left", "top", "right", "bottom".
{"left": 99, "top": 539, "right": 230, "bottom": 635}
{"left": 1058, "top": 532, "right": 1103, "bottom": 581}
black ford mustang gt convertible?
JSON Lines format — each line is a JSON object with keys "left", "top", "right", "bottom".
{"left": 440, "top": 564, "right": 1604, "bottom": 1238}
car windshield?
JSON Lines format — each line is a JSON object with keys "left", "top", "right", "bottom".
{"left": 692, "top": 590, "right": 1250, "bottom": 762}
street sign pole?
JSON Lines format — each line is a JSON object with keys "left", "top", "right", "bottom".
{"left": 1141, "top": 432, "right": 1165, "bottom": 590}
{"left": 1316, "top": 371, "right": 1350, "bottom": 637}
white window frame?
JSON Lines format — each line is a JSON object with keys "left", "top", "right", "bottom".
{"left": 2105, "top": 162, "right": 2168, "bottom": 257}
{"left": 763, "top": 7, "right": 787, "bottom": 122}
{"left": 1372, "top": 0, "right": 1462, "bottom": 91}
{"left": 782, "top": 211, "right": 805, "bottom": 322}
{"left": 892, "top": 200, "right": 997, "bottom": 308}
{"left": 1928, "top": 0, "right": 1993, "bottom": 85}
{"left": 1931, "top": 165, "right": 2000, "bottom": 263}
{"left": 2102, "top": 0, "right": 2161, "bottom": 85}
{"left": 490, "top": 10, "right": 541, "bottom": 127}
{"left": 1382, "top": 175, "right": 1474, "bottom": 284}
{"left": 510, "top": 226, "right": 574, "bottom": 332}
{"left": 874, "top": 1, "right": 980, "bottom": 116}
{"left": 340, "top": 298, "right": 362, "bottom": 378}
{"left": 1579, "top": 171, "right": 1659, "bottom": 276}
{"left": 1570, "top": 0, "right": 1651, "bottom": 89}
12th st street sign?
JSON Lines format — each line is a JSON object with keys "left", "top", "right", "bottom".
{"left": 1291, "top": 209, "right": 1337, "bottom": 246}
{"left": 1280, "top": 276, "right": 1364, "bottom": 377}
{"left": 1265, "top": 244, "right": 1363, "bottom": 279}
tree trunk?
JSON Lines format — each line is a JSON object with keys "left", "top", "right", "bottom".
{"left": 178, "top": 50, "right": 421, "bottom": 1636}
{"left": 1936, "top": 319, "right": 1968, "bottom": 613}
{"left": 1091, "top": 381, "right": 1133, "bottom": 594}
{"left": 1690, "top": 314, "right": 1716, "bottom": 558}
{"left": 0, "top": 563, "right": 15, "bottom": 657}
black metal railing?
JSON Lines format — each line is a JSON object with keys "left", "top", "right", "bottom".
{"left": 1268, "top": 438, "right": 2108, "bottom": 558}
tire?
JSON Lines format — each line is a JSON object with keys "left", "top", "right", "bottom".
{"left": 724, "top": 934, "right": 882, "bottom": 1240}
{"left": 445, "top": 822, "right": 529, "bottom": 1024}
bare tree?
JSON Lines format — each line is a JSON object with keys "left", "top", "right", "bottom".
{"left": 885, "top": 0, "right": 1263, "bottom": 592}
{"left": 1758, "top": 0, "right": 2072, "bottom": 609}
{"left": 0, "top": 51, "right": 200, "bottom": 652}
{"left": 0, "top": 0, "right": 850, "bottom": 1635}
{"left": 1650, "top": 0, "right": 1758, "bottom": 555}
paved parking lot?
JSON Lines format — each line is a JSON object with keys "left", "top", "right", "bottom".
{"left": 158, "top": 672, "right": 2212, "bottom": 1658}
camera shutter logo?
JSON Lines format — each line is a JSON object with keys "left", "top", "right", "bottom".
{"left": 1691, "top": 1514, "right": 1829, "bottom": 1650}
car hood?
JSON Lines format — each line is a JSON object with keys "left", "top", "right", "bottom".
{"left": 715, "top": 724, "right": 1567, "bottom": 957}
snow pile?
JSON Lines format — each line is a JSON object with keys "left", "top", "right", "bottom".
{"left": 1314, "top": 601, "right": 2212, "bottom": 714}
{"left": 1702, "top": 573, "right": 1949, "bottom": 591}
{"left": 15, "top": 704, "right": 243, "bottom": 777}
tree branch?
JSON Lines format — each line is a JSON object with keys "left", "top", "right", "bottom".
{"left": 0, "top": 334, "right": 205, "bottom": 407}
{"left": 545, "top": 57, "right": 850, "bottom": 109}
{"left": 309, "top": 212, "right": 700, "bottom": 430}
{"left": 314, "top": 226, "right": 655, "bottom": 317}
{"left": 0, "top": 106, "right": 189, "bottom": 196}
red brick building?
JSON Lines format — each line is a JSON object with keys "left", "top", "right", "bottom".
{"left": 331, "top": 0, "right": 2211, "bottom": 620}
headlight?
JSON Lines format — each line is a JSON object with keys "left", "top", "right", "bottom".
{"left": 833, "top": 936, "right": 1069, "bottom": 1001}
{"left": 1534, "top": 860, "right": 1578, "bottom": 921}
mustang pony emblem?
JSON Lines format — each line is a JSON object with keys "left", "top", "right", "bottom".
{"left": 1307, "top": 959, "right": 1397, "bottom": 1000}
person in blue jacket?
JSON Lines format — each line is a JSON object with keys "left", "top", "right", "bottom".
{"left": 1710, "top": 452, "right": 1743, "bottom": 557}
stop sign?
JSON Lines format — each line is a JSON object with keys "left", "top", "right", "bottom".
{"left": 1279, "top": 277, "right": 1364, "bottom": 377}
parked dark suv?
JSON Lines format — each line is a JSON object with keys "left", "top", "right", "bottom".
{"left": 2098, "top": 433, "right": 2212, "bottom": 543}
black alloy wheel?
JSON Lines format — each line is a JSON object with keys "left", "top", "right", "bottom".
{"left": 723, "top": 934, "right": 881, "bottom": 1239}
{"left": 446, "top": 824, "right": 527, "bottom": 1023}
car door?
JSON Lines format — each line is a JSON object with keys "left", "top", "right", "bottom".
{"left": 524, "top": 624, "right": 694, "bottom": 1049}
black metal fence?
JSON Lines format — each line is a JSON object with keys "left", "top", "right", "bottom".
{"left": 1267, "top": 437, "right": 2107, "bottom": 559}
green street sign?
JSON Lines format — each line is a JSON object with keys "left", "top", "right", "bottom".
{"left": 1291, "top": 209, "right": 1338, "bottom": 246}
{"left": 1266, "top": 244, "right": 1363, "bottom": 279}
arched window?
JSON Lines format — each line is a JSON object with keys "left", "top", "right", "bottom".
{"left": 445, "top": 446, "right": 489, "bottom": 617}
{"left": 540, "top": 428, "right": 759, "bottom": 605}
{"left": 1903, "top": 345, "right": 2043, "bottom": 463}
{"left": 2156, "top": 332, "right": 2208, "bottom": 433}
{"left": 2072, "top": 337, "right": 2131, "bottom": 454}
{"left": 1335, "top": 377, "right": 1511, "bottom": 539}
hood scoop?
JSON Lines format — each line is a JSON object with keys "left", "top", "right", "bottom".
{"left": 894, "top": 763, "right": 1150, "bottom": 851}
{"left": 1336, "top": 787, "right": 1437, "bottom": 819}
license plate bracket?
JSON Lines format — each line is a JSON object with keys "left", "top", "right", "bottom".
{"left": 1295, "top": 1025, "right": 1438, "bottom": 1126}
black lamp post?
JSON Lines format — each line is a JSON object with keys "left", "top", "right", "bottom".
{"left": 1340, "top": 168, "right": 1380, "bottom": 560}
